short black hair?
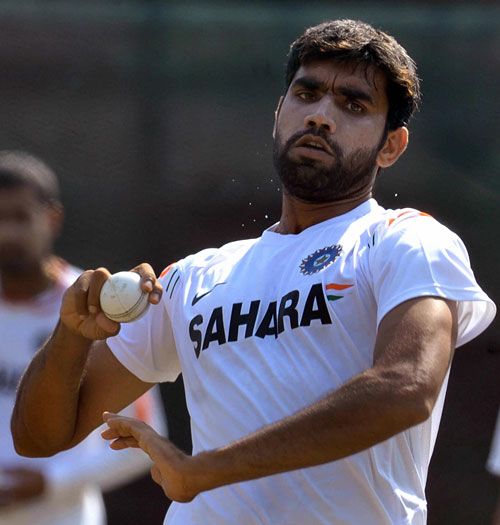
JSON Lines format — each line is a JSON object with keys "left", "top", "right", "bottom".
{"left": 285, "top": 19, "right": 421, "bottom": 130}
{"left": 0, "top": 150, "right": 60, "bottom": 203}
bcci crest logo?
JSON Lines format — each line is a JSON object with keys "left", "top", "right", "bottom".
{"left": 300, "top": 245, "right": 342, "bottom": 275}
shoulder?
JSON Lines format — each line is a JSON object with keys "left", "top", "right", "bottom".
{"left": 159, "top": 237, "right": 259, "bottom": 280}
{"left": 370, "top": 206, "right": 462, "bottom": 250}
{"left": 364, "top": 205, "right": 477, "bottom": 291}
{"left": 359, "top": 205, "right": 473, "bottom": 279}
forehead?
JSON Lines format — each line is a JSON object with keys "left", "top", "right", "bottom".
{"left": 290, "top": 58, "right": 388, "bottom": 108}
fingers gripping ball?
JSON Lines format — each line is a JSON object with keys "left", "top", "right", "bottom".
{"left": 100, "top": 272, "right": 149, "bottom": 323}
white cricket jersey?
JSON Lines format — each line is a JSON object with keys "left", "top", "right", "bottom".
{"left": 0, "top": 258, "right": 166, "bottom": 525}
{"left": 108, "top": 199, "right": 496, "bottom": 525}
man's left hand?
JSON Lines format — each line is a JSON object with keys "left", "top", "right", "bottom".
{"left": 102, "top": 412, "right": 204, "bottom": 502}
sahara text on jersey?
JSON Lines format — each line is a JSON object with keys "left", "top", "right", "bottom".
{"left": 189, "top": 283, "right": 333, "bottom": 357}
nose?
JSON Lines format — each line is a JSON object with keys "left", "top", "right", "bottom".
{"left": 304, "top": 99, "right": 336, "bottom": 133}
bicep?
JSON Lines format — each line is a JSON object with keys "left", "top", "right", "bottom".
{"left": 68, "top": 339, "right": 153, "bottom": 447}
{"left": 373, "top": 296, "right": 458, "bottom": 409}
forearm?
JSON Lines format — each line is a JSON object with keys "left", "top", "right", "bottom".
{"left": 12, "top": 321, "right": 91, "bottom": 457}
{"left": 195, "top": 297, "right": 455, "bottom": 492}
{"left": 195, "top": 366, "right": 431, "bottom": 493}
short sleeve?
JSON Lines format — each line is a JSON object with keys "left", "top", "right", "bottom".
{"left": 106, "top": 266, "right": 182, "bottom": 383}
{"left": 369, "top": 213, "right": 496, "bottom": 347}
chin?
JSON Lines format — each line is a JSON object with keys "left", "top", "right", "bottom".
{"left": 280, "top": 165, "right": 335, "bottom": 198}
{"left": 289, "top": 152, "right": 335, "bottom": 171}
{"left": 284, "top": 178, "right": 369, "bottom": 204}
{"left": 282, "top": 184, "right": 334, "bottom": 203}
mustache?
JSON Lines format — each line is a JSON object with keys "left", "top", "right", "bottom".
{"left": 281, "top": 128, "right": 343, "bottom": 159}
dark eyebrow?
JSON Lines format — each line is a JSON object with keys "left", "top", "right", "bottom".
{"left": 290, "top": 76, "right": 324, "bottom": 91}
{"left": 291, "top": 76, "right": 376, "bottom": 107}
{"left": 336, "top": 86, "right": 375, "bottom": 106}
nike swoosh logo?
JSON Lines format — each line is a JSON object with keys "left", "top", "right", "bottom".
{"left": 192, "top": 282, "right": 227, "bottom": 306}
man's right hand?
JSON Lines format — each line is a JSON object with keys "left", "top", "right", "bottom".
{"left": 12, "top": 262, "right": 161, "bottom": 457}
{"left": 60, "top": 264, "right": 163, "bottom": 341}
{"left": 60, "top": 268, "right": 120, "bottom": 340}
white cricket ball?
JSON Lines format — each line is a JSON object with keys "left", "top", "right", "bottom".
{"left": 99, "top": 271, "right": 149, "bottom": 323}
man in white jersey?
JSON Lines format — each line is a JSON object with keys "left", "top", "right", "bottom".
{"left": 0, "top": 151, "right": 166, "bottom": 524}
{"left": 12, "top": 20, "right": 496, "bottom": 524}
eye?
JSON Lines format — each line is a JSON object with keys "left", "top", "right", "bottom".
{"left": 346, "top": 101, "right": 364, "bottom": 113}
{"left": 296, "top": 90, "right": 316, "bottom": 102}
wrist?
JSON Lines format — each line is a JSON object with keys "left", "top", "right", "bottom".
{"left": 190, "top": 447, "right": 240, "bottom": 496}
{"left": 45, "top": 320, "right": 93, "bottom": 369}
{"left": 55, "top": 319, "right": 93, "bottom": 346}
{"left": 185, "top": 450, "right": 220, "bottom": 497}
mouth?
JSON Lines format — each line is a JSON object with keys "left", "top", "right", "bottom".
{"left": 293, "top": 134, "right": 334, "bottom": 157}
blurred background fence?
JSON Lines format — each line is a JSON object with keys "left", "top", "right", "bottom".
{"left": 0, "top": 1, "right": 498, "bottom": 523}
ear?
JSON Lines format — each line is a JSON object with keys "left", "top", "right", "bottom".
{"left": 376, "top": 126, "right": 409, "bottom": 169}
{"left": 272, "top": 96, "right": 284, "bottom": 139}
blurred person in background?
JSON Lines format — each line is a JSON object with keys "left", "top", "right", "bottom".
{"left": 488, "top": 410, "right": 500, "bottom": 525}
{"left": 0, "top": 150, "right": 166, "bottom": 525}
{"left": 12, "top": 20, "right": 496, "bottom": 525}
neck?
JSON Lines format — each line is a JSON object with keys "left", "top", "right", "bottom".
{"left": 274, "top": 188, "right": 372, "bottom": 234}
{"left": 0, "top": 259, "right": 55, "bottom": 301}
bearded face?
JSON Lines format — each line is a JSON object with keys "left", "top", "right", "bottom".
{"left": 273, "top": 127, "right": 382, "bottom": 203}
{"left": 272, "top": 59, "right": 395, "bottom": 204}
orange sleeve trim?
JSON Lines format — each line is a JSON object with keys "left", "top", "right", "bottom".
{"left": 388, "top": 210, "right": 431, "bottom": 227}
{"left": 326, "top": 283, "right": 354, "bottom": 291}
{"left": 160, "top": 262, "right": 176, "bottom": 278}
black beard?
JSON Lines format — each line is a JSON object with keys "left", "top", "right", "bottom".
{"left": 273, "top": 128, "right": 380, "bottom": 203}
